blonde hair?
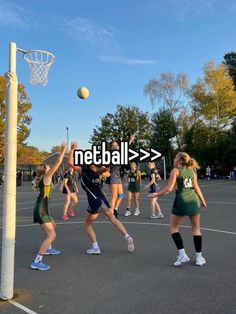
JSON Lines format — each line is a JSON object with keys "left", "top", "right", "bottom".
{"left": 32, "top": 164, "right": 47, "bottom": 191}
{"left": 148, "top": 162, "right": 156, "bottom": 169}
{"left": 174, "top": 152, "right": 200, "bottom": 170}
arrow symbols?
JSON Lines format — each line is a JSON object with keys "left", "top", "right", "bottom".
{"left": 139, "top": 149, "right": 150, "bottom": 161}
{"left": 128, "top": 148, "right": 140, "bottom": 161}
{"left": 128, "top": 147, "right": 161, "bottom": 162}
{"left": 151, "top": 148, "right": 162, "bottom": 161}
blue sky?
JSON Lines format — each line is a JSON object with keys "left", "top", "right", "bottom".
{"left": 0, "top": 0, "right": 236, "bottom": 151}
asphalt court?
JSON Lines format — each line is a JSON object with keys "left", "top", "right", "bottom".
{"left": 0, "top": 179, "right": 236, "bottom": 314}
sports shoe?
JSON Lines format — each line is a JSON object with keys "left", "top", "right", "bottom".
{"left": 196, "top": 255, "right": 206, "bottom": 266}
{"left": 68, "top": 209, "right": 75, "bottom": 217}
{"left": 134, "top": 209, "right": 140, "bottom": 216}
{"left": 124, "top": 210, "right": 131, "bottom": 217}
{"left": 44, "top": 248, "right": 61, "bottom": 255}
{"left": 61, "top": 214, "right": 69, "bottom": 220}
{"left": 114, "top": 209, "right": 118, "bottom": 219}
{"left": 127, "top": 237, "right": 135, "bottom": 252}
{"left": 31, "top": 261, "right": 50, "bottom": 271}
{"left": 156, "top": 213, "right": 164, "bottom": 219}
{"left": 150, "top": 214, "right": 156, "bottom": 219}
{"left": 174, "top": 254, "right": 190, "bottom": 267}
{"left": 86, "top": 247, "right": 101, "bottom": 255}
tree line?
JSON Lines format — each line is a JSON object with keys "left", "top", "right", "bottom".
{"left": 0, "top": 52, "right": 236, "bottom": 175}
{"left": 91, "top": 53, "right": 236, "bottom": 176}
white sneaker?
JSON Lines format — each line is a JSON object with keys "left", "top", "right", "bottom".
{"left": 196, "top": 255, "right": 206, "bottom": 266}
{"left": 156, "top": 213, "right": 164, "bottom": 219}
{"left": 134, "top": 209, "right": 140, "bottom": 216}
{"left": 124, "top": 210, "right": 131, "bottom": 217}
{"left": 86, "top": 247, "right": 101, "bottom": 255}
{"left": 150, "top": 214, "right": 156, "bottom": 219}
{"left": 127, "top": 237, "right": 134, "bottom": 252}
{"left": 174, "top": 254, "right": 190, "bottom": 266}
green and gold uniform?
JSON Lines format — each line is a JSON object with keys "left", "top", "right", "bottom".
{"left": 128, "top": 170, "right": 141, "bottom": 193}
{"left": 34, "top": 178, "right": 54, "bottom": 224}
{"left": 172, "top": 167, "right": 200, "bottom": 216}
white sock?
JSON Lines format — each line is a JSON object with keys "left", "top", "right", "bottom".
{"left": 48, "top": 244, "right": 52, "bottom": 250}
{"left": 135, "top": 208, "right": 139, "bottom": 211}
{"left": 196, "top": 252, "right": 202, "bottom": 257}
{"left": 178, "top": 248, "right": 186, "bottom": 257}
{"left": 114, "top": 208, "right": 118, "bottom": 212}
{"left": 34, "top": 253, "right": 43, "bottom": 263}
{"left": 124, "top": 234, "right": 130, "bottom": 241}
{"left": 92, "top": 242, "right": 99, "bottom": 249}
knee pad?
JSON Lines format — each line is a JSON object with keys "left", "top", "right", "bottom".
{"left": 118, "top": 193, "right": 124, "bottom": 199}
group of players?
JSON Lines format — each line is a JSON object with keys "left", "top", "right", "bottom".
{"left": 30, "top": 139, "right": 207, "bottom": 271}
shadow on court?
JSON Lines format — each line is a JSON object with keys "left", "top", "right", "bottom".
{"left": 0, "top": 180, "right": 236, "bottom": 314}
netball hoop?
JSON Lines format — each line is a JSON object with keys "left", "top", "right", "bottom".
{"left": 23, "top": 50, "right": 56, "bottom": 86}
{"left": 0, "top": 42, "right": 55, "bottom": 301}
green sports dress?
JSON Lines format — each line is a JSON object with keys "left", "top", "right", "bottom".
{"left": 128, "top": 171, "right": 140, "bottom": 193}
{"left": 172, "top": 167, "right": 200, "bottom": 216}
{"left": 34, "top": 178, "right": 54, "bottom": 224}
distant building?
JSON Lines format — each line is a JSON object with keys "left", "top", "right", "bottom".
{"left": 43, "top": 153, "right": 69, "bottom": 169}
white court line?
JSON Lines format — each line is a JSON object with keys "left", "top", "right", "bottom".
{"left": 138, "top": 197, "right": 236, "bottom": 205}
{"left": 1, "top": 220, "right": 236, "bottom": 236}
{"left": 0, "top": 200, "right": 88, "bottom": 212}
{"left": 9, "top": 300, "right": 37, "bottom": 314}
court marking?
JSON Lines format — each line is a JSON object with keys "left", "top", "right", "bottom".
{"left": 9, "top": 300, "right": 37, "bottom": 314}
{"left": 1, "top": 217, "right": 235, "bottom": 313}
{"left": 0, "top": 198, "right": 235, "bottom": 212}
{"left": 1, "top": 220, "right": 235, "bottom": 236}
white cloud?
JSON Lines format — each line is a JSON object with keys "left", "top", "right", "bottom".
{"left": 64, "top": 17, "right": 157, "bottom": 66}
{"left": 0, "top": 0, "right": 34, "bottom": 29}
{"left": 64, "top": 17, "right": 119, "bottom": 51}
{"left": 99, "top": 55, "right": 157, "bottom": 65}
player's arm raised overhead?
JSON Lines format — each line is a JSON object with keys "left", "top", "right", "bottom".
{"left": 45, "top": 142, "right": 67, "bottom": 182}
{"left": 68, "top": 141, "right": 81, "bottom": 173}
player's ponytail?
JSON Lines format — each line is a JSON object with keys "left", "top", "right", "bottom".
{"left": 174, "top": 152, "right": 200, "bottom": 170}
{"left": 32, "top": 164, "right": 47, "bottom": 191}
{"left": 187, "top": 158, "right": 200, "bottom": 170}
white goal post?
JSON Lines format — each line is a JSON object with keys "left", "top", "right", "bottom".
{"left": 0, "top": 42, "right": 55, "bottom": 300}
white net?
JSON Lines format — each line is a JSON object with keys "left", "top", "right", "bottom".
{"left": 23, "top": 50, "right": 56, "bottom": 86}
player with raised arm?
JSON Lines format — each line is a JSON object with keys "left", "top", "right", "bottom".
{"left": 31, "top": 143, "right": 67, "bottom": 271}
{"left": 68, "top": 142, "right": 134, "bottom": 255}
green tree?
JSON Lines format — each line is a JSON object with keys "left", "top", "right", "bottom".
{"left": 189, "top": 62, "right": 236, "bottom": 128}
{"left": 51, "top": 145, "right": 62, "bottom": 154}
{"left": 90, "top": 105, "right": 151, "bottom": 150}
{"left": 183, "top": 120, "right": 232, "bottom": 176}
{"left": 17, "top": 145, "right": 49, "bottom": 164}
{"left": 223, "top": 52, "right": 236, "bottom": 90}
{"left": 151, "top": 109, "right": 178, "bottom": 165}
{"left": 0, "top": 75, "right": 32, "bottom": 163}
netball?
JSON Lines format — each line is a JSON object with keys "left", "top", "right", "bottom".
{"left": 77, "top": 86, "right": 89, "bottom": 99}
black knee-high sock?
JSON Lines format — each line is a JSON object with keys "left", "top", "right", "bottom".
{"left": 171, "top": 232, "right": 184, "bottom": 250}
{"left": 193, "top": 235, "right": 202, "bottom": 253}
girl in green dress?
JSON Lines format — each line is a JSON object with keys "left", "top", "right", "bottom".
{"left": 31, "top": 143, "right": 67, "bottom": 271}
{"left": 124, "top": 162, "right": 141, "bottom": 216}
{"left": 148, "top": 152, "right": 207, "bottom": 267}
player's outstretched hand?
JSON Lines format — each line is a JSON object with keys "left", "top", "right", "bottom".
{"left": 71, "top": 141, "right": 78, "bottom": 150}
{"left": 61, "top": 142, "right": 67, "bottom": 151}
{"left": 129, "top": 134, "right": 135, "bottom": 144}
